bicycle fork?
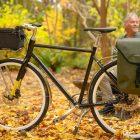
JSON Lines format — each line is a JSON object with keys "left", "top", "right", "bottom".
{"left": 5, "top": 39, "right": 35, "bottom": 100}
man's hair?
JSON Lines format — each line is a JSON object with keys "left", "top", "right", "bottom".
{"left": 124, "top": 12, "right": 139, "bottom": 23}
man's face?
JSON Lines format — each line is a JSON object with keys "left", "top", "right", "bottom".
{"left": 124, "top": 16, "right": 140, "bottom": 36}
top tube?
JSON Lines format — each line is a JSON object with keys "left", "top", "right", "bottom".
{"left": 21, "top": 23, "right": 116, "bottom": 49}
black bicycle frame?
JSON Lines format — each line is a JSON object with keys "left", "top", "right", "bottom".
{"left": 17, "top": 37, "right": 117, "bottom": 108}
{"left": 16, "top": 37, "right": 117, "bottom": 108}
{"left": 33, "top": 43, "right": 97, "bottom": 106}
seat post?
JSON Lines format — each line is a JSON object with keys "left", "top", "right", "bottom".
{"left": 94, "top": 33, "right": 102, "bottom": 48}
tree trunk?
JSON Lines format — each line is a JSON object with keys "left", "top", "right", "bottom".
{"left": 92, "top": 0, "right": 111, "bottom": 60}
{"left": 100, "top": 0, "right": 111, "bottom": 61}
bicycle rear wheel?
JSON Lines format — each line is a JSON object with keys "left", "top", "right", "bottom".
{"left": 89, "top": 60, "right": 140, "bottom": 139}
{"left": 0, "top": 59, "right": 50, "bottom": 131}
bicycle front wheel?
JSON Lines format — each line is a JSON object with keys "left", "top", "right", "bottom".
{"left": 0, "top": 59, "right": 50, "bottom": 131}
{"left": 89, "top": 60, "right": 140, "bottom": 139}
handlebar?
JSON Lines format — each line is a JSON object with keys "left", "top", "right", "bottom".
{"left": 22, "top": 23, "right": 42, "bottom": 30}
{"left": 21, "top": 23, "right": 42, "bottom": 40}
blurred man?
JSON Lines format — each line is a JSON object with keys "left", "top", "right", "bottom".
{"left": 100, "top": 12, "right": 140, "bottom": 114}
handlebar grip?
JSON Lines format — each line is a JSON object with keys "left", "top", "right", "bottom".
{"left": 30, "top": 23, "right": 42, "bottom": 27}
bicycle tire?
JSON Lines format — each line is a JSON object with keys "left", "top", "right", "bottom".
{"left": 0, "top": 58, "right": 50, "bottom": 131}
{"left": 89, "top": 60, "right": 140, "bottom": 139}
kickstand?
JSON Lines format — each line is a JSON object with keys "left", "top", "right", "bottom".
{"left": 73, "top": 109, "right": 89, "bottom": 135}
{"left": 53, "top": 106, "right": 77, "bottom": 124}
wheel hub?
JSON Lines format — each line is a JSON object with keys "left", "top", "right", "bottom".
{"left": 2, "top": 91, "right": 19, "bottom": 106}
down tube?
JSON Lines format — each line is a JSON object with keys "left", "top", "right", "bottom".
{"left": 31, "top": 53, "right": 76, "bottom": 105}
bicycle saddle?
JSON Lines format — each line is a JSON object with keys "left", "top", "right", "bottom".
{"left": 84, "top": 27, "right": 116, "bottom": 33}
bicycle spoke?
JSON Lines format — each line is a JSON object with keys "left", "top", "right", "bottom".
{"left": 89, "top": 61, "right": 140, "bottom": 138}
{"left": 0, "top": 60, "right": 49, "bottom": 131}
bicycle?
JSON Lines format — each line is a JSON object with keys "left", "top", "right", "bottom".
{"left": 0, "top": 23, "right": 140, "bottom": 139}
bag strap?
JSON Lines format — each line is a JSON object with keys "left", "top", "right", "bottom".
{"left": 135, "top": 65, "right": 140, "bottom": 88}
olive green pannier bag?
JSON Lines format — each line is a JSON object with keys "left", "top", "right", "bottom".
{"left": 116, "top": 38, "right": 140, "bottom": 95}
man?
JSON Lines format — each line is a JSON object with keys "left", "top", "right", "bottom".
{"left": 113, "top": 12, "right": 140, "bottom": 55}
{"left": 124, "top": 12, "right": 139, "bottom": 37}
{"left": 100, "top": 12, "right": 140, "bottom": 114}
{"left": 73, "top": 12, "right": 140, "bottom": 115}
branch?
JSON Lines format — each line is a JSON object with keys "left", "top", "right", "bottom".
{"left": 106, "top": 0, "right": 110, "bottom": 9}
{"left": 71, "top": 4, "right": 96, "bottom": 41}
{"left": 92, "top": 0, "right": 100, "bottom": 15}
{"left": 65, "top": 0, "right": 96, "bottom": 42}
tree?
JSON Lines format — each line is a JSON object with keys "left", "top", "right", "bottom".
{"left": 60, "top": 0, "right": 111, "bottom": 59}
{"left": 92, "top": 0, "right": 110, "bottom": 60}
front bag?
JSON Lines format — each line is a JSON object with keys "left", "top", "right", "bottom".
{"left": 0, "top": 26, "right": 25, "bottom": 51}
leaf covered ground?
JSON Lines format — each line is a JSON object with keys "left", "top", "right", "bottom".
{"left": 0, "top": 68, "right": 134, "bottom": 140}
